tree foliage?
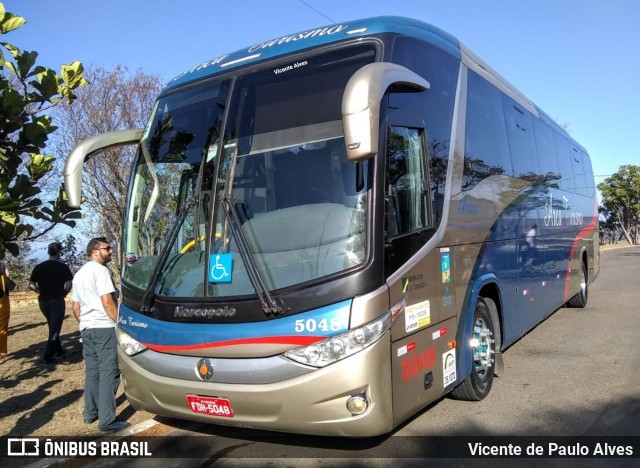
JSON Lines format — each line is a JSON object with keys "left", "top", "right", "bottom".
{"left": 3, "top": 237, "right": 34, "bottom": 288}
{"left": 51, "top": 66, "right": 163, "bottom": 273}
{"left": 57, "top": 232, "right": 84, "bottom": 272}
{"left": 598, "top": 164, "right": 640, "bottom": 245}
{"left": 0, "top": 2, "right": 88, "bottom": 259}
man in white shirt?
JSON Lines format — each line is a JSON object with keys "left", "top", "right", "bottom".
{"left": 72, "top": 237, "right": 129, "bottom": 432}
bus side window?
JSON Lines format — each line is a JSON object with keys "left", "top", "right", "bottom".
{"left": 580, "top": 150, "right": 595, "bottom": 197}
{"left": 572, "top": 147, "right": 588, "bottom": 197}
{"left": 385, "top": 126, "right": 432, "bottom": 239}
{"left": 502, "top": 96, "right": 541, "bottom": 181}
{"left": 532, "top": 119, "right": 561, "bottom": 189}
{"left": 464, "top": 70, "right": 511, "bottom": 190}
{"left": 553, "top": 132, "right": 576, "bottom": 193}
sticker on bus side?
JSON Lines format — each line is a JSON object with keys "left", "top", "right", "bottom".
{"left": 443, "top": 349, "right": 457, "bottom": 387}
{"left": 440, "top": 248, "right": 451, "bottom": 284}
{"left": 404, "top": 300, "right": 431, "bottom": 333}
{"left": 397, "top": 341, "right": 416, "bottom": 357}
{"left": 432, "top": 326, "right": 448, "bottom": 340}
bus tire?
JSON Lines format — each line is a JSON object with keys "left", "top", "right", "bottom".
{"left": 451, "top": 297, "right": 495, "bottom": 401}
{"left": 566, "top": 260, "right": 588, "bottom": 308}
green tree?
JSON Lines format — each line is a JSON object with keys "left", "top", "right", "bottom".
{"left": 57, "top": 233, "right": 84, "bottom": 272}
{"left": 51, "top": 66, "right": 162, "bottom": 274}
{"left": 3, "top": 237, "right": 35, "bottom": 289}
{"left": 0, "top": 2, "right": 88, "bottom": 259}
{"left": 598, "top": 164, "right": 640, "bottom": 245}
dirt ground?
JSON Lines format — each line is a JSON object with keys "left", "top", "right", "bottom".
{"left": 0, "top": 291, "right": 154, "bottom": 437}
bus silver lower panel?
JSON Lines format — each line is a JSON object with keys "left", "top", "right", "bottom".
{"left": 118, "top": 333, "right": 394, "bottom": 437}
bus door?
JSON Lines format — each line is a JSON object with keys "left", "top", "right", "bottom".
{"left": 382, "top": 108, "right": 457, "bottom": 424}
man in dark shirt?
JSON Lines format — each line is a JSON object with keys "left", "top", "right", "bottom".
{"left": 29, "top": 242, "right": 74, "bottom": 364}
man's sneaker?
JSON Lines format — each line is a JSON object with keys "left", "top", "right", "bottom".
{"left": 83, "top": 416, "right": 97, "bottom": 424}
{"left": 99, "top": 421, "right": 129, "bottom": 432}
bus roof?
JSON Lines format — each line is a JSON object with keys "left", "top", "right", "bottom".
{"left": 162, "top": 15, "right": 581, "bottom": 152}
{"left": 165, "top": 16, "right": 460, "bottom": 91}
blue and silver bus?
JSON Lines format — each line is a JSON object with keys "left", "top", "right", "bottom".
{"left": 64, "top": 16, "right": 599, "bottom": 436}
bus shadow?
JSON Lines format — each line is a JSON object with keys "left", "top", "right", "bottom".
{"left": 154, "top": 416, "right": 387, "bottom": 451}
{"left": 153, "top": 393, "right": 640, "bottom": 459}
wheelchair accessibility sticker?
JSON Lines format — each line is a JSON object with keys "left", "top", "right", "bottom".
{"left": 209, "top": 253, "right": 233, "bottom": 283}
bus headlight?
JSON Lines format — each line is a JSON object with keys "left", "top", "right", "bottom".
{"left": 116, "top": 328, "right": 148, "bottom": 356}
{"left": 285, "top": 311, "right": 391, "bottom": 367}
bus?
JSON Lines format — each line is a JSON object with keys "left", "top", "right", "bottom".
{"left": 64, "top": 16, "right": 599, "bottom": 436}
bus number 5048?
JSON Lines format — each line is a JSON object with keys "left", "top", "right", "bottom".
{"left": 294, "top": 318, "right": 343, "bottom": 333}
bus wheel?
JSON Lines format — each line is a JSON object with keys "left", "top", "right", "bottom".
{"left": 567, "top": 260, "right": 588, "bottom": 308}
{"left": 452, "top": 297, "right": 495, "bottom": 401}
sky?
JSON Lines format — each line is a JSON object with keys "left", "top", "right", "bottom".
{"left": 6, "top": 0, "right": 640, "bottom": 197}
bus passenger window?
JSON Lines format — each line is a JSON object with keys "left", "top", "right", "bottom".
{"left": 503, "top": 96, "right": 541, "bottom": 181}
{"left": 553, "top": 132, "right": 576, "bottom": 192}
{"left": 532, "top": 119, "right": 561, "bottom": 188}
{"left": 464, "top": 71, "right": 510, "bottom": 190}
{"left": 580, "top": 150, "right": 595, "bottom": 197}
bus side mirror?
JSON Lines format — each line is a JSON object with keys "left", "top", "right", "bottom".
{"left": 342, "top": 62, "right": 430, "bottom": 163}
{"left": 64, "top": 129, "right": 144, "bottom": 208}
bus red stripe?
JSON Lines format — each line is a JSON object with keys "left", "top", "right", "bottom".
{"left": 142, "top": 335, "right": 323, "bottom": 352}
{"left": 563, "top": 199, "right": 599, "bottom": 301}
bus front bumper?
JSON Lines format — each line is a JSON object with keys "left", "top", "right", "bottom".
{"left": 118, "top": 335, "right": 393, "bottom": 437}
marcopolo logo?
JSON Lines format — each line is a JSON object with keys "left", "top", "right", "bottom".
{"left": 174, "top": 306, "right": 236, "bottom": 319}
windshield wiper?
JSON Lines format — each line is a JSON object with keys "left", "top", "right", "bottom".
{"left": 140, "top": 144, "right": 209, "bottom": 315}
{"left": 140, "top": 198, "right": 194, "bottom": 315}
{"left": 218, "top": 192, "right": 286, "bottom": 316}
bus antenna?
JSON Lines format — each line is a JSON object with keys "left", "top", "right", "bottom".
{"left": 297, "top": 0, "right": 336, "bottom": 24}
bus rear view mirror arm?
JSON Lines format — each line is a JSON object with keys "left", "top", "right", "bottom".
{"left": 64, "top": 129, "right": 144, "bottom": 208}
{"left": 342, "top": 62, "right": 430, "bottom": 162}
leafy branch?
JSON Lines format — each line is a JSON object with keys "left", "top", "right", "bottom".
{"left": 0, "top": 2, "right": 89, "bottom": 258}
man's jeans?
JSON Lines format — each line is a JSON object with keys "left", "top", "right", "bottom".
{"left": 80, "top": 327, "right": 119, "bottom": 429}
{"left": 38, "top": 297, "right": 65, "bottom": 361}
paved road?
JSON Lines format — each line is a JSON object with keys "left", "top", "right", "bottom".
{"left": 395, "top": 244, "right": 640, "bottom": 438}
{"left": 20, "top": 246, "right": 640, "bottom": 467}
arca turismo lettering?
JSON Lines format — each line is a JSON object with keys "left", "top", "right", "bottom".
{"left": 127, "top": 317, "right": 148, "bottom": 328}
{"left": 118, "top": 315, "right": 148, "bottom": 328}
{"left": 248, "top": 24, "right": 349, "bottom": 53}
{"left": 174, "top": 305, "right": 237, "bottom": 318}
{"left": 544, "top": 193, "right": 584, "bottom": 227}
{"left": 171, "top": 24, "right": 349, "bottom": 82}
{"left": 171, "top": 55, "right": 229, "bottom": 82}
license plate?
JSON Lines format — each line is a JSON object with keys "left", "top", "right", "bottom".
{"left": 186, "top": 395, "right": 234, "bottom": 418}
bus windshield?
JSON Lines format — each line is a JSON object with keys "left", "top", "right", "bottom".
{"left": 122, "top": 44, "right": 376, "bottom": 299}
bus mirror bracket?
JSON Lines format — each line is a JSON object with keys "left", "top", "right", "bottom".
{"left": 342, "top": 62, "right": 430, "bottom": 163}
{"left": 64, "top": 129, "right": 144, "bottom": 208}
